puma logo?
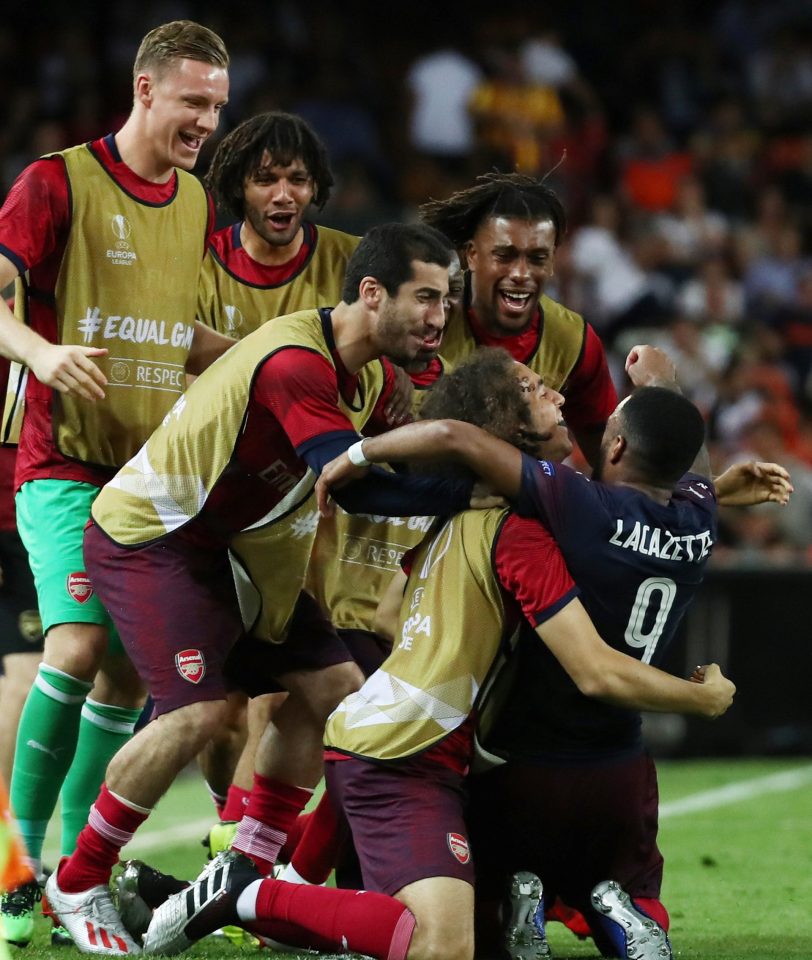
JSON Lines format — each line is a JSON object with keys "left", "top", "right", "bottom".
{"left": 26, "top": 739, "right": 60, "bottom": 760}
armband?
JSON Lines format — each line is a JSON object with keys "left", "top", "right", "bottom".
{"left": 346, "top": 440, "right": 371, "bottom": 467}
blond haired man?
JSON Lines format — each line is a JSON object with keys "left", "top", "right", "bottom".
{"left": 0, "top": 21, "right": 231, "bottom": 945}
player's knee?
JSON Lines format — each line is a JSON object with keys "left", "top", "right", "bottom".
{"left": 323, "top": 660, "right": 364, "bottom": 704}
{"left": 299, "top": 661, "right": 363, "bottom": 720}
{"left": 0, "top": 658, "right": 38, "bottom": 706}
{"left": 198, "top": 699, "right": 230, "bottom": 739}
{"left": 408, "top": 923, "right": 473, "bottom": 960}
{"left": 93, "top": 653, "right": 146, "bottom": 707}
{"left": 246, "top": 691, "right": 284, "bottom": 732}
{"left": 0, "top": 685, "right": 26, "bottom": 732}
{"left": 3, "top": 679, "right": 31, "bottom": 714}
{"left": 2, "top": 653, "right": 41, "bottom": 688}
{"left": 43, "top": 623, "right": 108, "bottom": 680}
{"left": 169, "top": 699, "right": 230, "bottom": 750}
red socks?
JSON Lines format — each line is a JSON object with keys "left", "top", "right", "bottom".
{"left": 289, "top": 792, "right": 342, "bottom": 884}
{"left": 278, "top": 811, "right": 310, "bottom": 863}
{"left": 546, "top": 898, "right": 592, "bottom": 938}
{"left": 221, "top": 784, "right": 251, "bottom": 822}
{"left": 232, "top": 773, "right": 312, "bottom": 874}
{"left": 634, "top": 897, "right": 670, "bottom": 931}
{"left": 249, "top": 878, "right": 415, "bottom": 960}
{"left": 57, "top": 784, "right": 149, "bottom": 892}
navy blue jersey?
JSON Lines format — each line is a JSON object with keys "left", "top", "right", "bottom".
{"left": 486, "top": 455, "right": 718, "bottom": 760}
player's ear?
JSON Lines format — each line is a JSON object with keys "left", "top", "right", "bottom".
{"left": 609, "top": 434, "right": 625, "bottom": 464}
{"left": 135, "top": 72, "right": 154, "bottom": 107}
{"left": 359, "top": 276, "right": 383, "bottom": 309}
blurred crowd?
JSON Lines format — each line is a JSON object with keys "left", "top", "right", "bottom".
{"left": 3, "top": 0, "right": 812, "bottom": 565}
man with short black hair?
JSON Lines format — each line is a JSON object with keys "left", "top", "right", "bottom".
{"left": 44, "top": 223, "right": 475, "bottom": 955}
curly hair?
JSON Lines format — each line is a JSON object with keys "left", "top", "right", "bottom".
{"left": 205, "top": 111, "right": 334, "bottom": 219}
{"left": 419, "top": 347, "right": 546, "bottom": 474}
{"left": 419, "top": 171, "right": 567, "bottom": 248}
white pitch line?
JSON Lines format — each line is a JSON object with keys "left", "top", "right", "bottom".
{"left": 131, "top": 764, "right": 812, "bottom": 850}
{"left": 45, "top": 764, "right": 812, "bottom": 860}
{"left": 121, "top": 816, "right": 220, "bottom": 855}
{"left": 659, "top": 763, "right": 812, "bottom": 819}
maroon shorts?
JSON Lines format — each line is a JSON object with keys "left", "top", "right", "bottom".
{"left": 85, "top": 523, "right": 246, "bottom": 715}
{"left": 467, "top": 751, "right": 663, "bottom": 911}
{"left": 336, "top": 628, "right": 391, "bottom": 678}
{"left": 225, "top": 591, "right": 354, "bottom": 696}
{"left": 325, "top": 755, "right": 473, "bottom": 895}
{"left": 85, "top": 524, "right": 352, "bottom": 716}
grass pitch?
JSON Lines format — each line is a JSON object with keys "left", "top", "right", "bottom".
{"left": 12, "top": 757, "right": 812, "bottom": 959}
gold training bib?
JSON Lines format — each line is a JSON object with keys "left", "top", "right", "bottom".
{"left": 51, "top": 144, "right": 208, "bottom": 467}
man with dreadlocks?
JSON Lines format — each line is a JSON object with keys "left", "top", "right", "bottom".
{"left": 421, "top": 171, "right": 616, "bottom": 467}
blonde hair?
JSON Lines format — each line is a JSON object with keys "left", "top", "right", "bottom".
{"left": 133, "top": 20, "right": 228, "bottom": 81}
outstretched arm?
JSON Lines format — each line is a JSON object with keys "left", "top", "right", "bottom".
{"left": 258, "top": 349, "right": 473, "bottom": 519}
{"left": 314, "top": 419, "right": 523, "bottom": 515}
{"left": 714, "top": 460, "right": 793, "bottom": 507}
{"left": 0, "top": 161, "right": 111, "bottom": 401}
{"left": 536, "top": 597, "right": 735, "bottom": 718}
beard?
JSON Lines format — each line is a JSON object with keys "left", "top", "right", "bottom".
{"left": 244, "top": 205, "right": 300, "bottom": 248}
{"left": 516, "top": 427, "right": 554, "bottom": 458}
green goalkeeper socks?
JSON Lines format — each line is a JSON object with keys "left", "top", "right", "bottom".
{"left": 60, "top": 699, "right": 142, "bottom": 856}
{"left": 10, "top": 664, "right": 92, "bottom": 869}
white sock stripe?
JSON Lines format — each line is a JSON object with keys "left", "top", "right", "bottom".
{"left": 34, "top": 672, "right": 88, "bottom": 705}
{"left": 234, "top": 816, "right": 286, "bottom": 859}
{"left": 88, "top": 804, "right": 136, "bottom": 847}
{"left": 108, "top": 789, "right": 151, "bottom": 816}
{"left": 80, "top": 702, "right": 137, "bottom": 735}
{"left": 40, "top": 664, "right": 94, "bottom": 688}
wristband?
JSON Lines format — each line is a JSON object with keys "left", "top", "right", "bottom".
{"left": 347, "top": 439, "right": 371, "bottom": 467}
